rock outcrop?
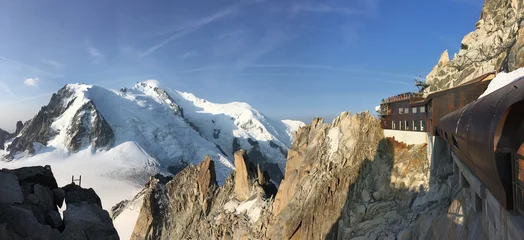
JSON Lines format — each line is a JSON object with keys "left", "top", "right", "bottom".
{"left": 7, "top": 86, "right": 75, "bottom": 157}
{"left": 131, "top": 151, "right": 277, "bottom": 240}
{"left": 0, "top": 165, "right": 119, "bottom": 240}
{"left": 0, "top": 121, "right": 24, "bottom": 150}
{"left": 67, "top": 101, "right": 114, "bottom": 152}
{"left": 426, "top": 0, "right": 524, "bottom": 91}
{"left": 0, "top": 128, "right": 9, "bottom": 150}
{"left": 3, "top": 85, "right": 115, "bottom": 159}
{"left": 130, "top": 111, "right": 460, "bottom": 239}
{"left": 234, "top": 150, "right": 253, "bottom": 201}
{"left": 14, "top": 121, "right": 24, "bottom": 136}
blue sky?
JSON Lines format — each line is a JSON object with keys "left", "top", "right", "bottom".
{"left": 0, "top": 0, "right": 483, "bottom": 131}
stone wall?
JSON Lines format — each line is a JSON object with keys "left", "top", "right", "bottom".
{"left": 383, "top": 129, "right": 428, "bottom": 145}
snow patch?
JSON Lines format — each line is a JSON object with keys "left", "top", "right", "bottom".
{"left": 169, "top": 88, "right": 304, "bottom": 172}
{"left": 113, "top": 195, "right": 143, "bottom": 240}
{"left": 224, "top": 198, "right": 263, "bottom": 222}
{"left": 479, "top": 68, "right": 524, "bottom": 99}
{"left": 142, "top": 79, "right": 161, "bottom": 88}
{"left": 327, "top": 128, "right": 340, "bottom": 158}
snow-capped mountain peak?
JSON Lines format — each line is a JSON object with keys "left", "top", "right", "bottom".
{"left": 0, "top": 81, "right": 304, "bottom": 238}
{"left": 2, "top": 81, "right": 303, "bottom": 186}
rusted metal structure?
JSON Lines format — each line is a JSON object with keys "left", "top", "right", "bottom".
{"left": 378, "top": 72, "right": 496, "bottom": 133}
{"left": 438, "top": 76, "right": 524, "bottom": 214}
{"left": 424, "top": 72, "right": 496, "bottom": 134}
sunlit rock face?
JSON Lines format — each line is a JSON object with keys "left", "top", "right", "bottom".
{"left": 130, "top": 111, "right": 462, "bottom": 239}
{"left": 267, "top": 112, "right": 459, "bottom": 240}
{"left": 426, "top": 0, "right": 524, "bottom": 92}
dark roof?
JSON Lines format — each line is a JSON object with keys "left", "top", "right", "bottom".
{"left": 423, "top": 71, "right": 496, "bottom": 104}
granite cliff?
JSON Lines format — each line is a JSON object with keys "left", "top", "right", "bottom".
{"left": 426, "top": 0, "right": 524, "bottom": 91}
{"left": 129, "top": 112, "right": 462, "bottom": 239}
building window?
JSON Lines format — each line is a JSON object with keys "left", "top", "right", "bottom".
{"left": 412, "top": 107, "right": 417, "bottom": 113}
{"left": 413, "top": 121, "right": 417, "bottom": 131}
{"left": 420, "top": 120, "right": 425, "bottom": 131}
{"left": 392, "top": 121, "right": 395, "bottom": 130}
{"left": 399, "top": 108, "right": 404, "bottom": 114}
{"left": 420, "top": 106, "right": 426, "bottom": 113}
{"left": 405, "top": 120, "right": 409, "bottom": 130}
{"left": 405, "top": 108, "right": 409, "bottom": 114}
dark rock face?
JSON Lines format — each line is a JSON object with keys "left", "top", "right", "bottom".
{"left": 14, "top": 121, "right": 23, "bottom": 136}
{"left": 197, "top": 155, "right": 217, "bottom": 214}
{"left": 67, "top": 101, "right": 114, "bottom": 152}
{"left": 0, "top": 171, "right": 24, "bottom": 204}
{"left": 0, "top": 165, "right": 119, "bottom": 240}
{"left": 0, "top": 129, "right": 8, "bottom": 150}
{"left": 152, "top": 86, "right": 182, "bottom": 115}
{"left": 110, "top": 200, "right": 130, "bottom": 220}
{"left": 0, "top": 121, "right": 24, "bottom": 151}
{"left": 4, "top": 85, "right": 115, "bottom": 158}
{"left": 246, "top": 138, "right": 284, "bottom": 184}
{"left": 3, "top": 165, "right": 59, "bottom": 189}
{"left": 62, "top": 183, "right": 103, "bottom": 207}
{"left": 7, "top": 86, "right": 74, "bottom": 157}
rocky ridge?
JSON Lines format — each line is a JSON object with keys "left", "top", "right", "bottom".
{"left": 129, "top": 111, "right": 462, "bottom": 239}
{"left": 5, "top": 85, "right": 114, "bottom": 159}
{"left": 0, "top": 165, "right": 119, "bottom": 240}
{"left": 426, "top": 0, "right": 524, "bottom": 91}
{"left": 0, "top": 121, "right": 24, "bottom": 150}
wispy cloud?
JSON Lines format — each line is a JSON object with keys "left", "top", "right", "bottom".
{"left": 249, "top": 64, "right": 417, "bottom": 79}
{"left": 0, "top": 55, "right": 62, "bottom": 78}
{"left": 1, "top": 56, "right": 49, "bottom": 75}
{"left": 174, "top": 64, "right": 417, "bottom": 80}
{"left": 0, "top": 81, "right": 18, "bottom": 98}
{"left": 287, "top": 0, "right": 380, "bottom": 18}
{"left": 175, "top": 68, "right": 214, "bottom": 74}
{"left": 24, "top": 77, "right": 40, "bottom": 87}
{"left": 180, "top": 52, "right": 196, "bottom": 59}
{"left": 449, "top": 0, "right": 483, "bottom": 6}
{"left": 216, "top": 30, "right": 245, "bottom": 40}
{"left": 40, "top": 59, "right": 63, "bottom": 68}
{"left": 88, "top": 45, "right": 103, "bottom": 63}
{"left": 2, "top": 92, "right": 54, "bottom": 104}
{"left": 140, "top": 6, "right": 239, "bottom": 58}
{"left": 290, "top": 2, "right": 361, "bottom": 16}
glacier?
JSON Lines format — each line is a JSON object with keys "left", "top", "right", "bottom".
{"left": 0, "top": 80, "right": 304, "bottom": 238}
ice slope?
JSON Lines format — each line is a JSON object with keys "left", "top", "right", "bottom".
{"left": 168, "top": 88, "right": 304, "bottom": 172}
{"left": 85, "top": 84, "right": 235, "bottom": 180}
{"left": 479, "top": 67, "right": 524, "bottom": 99}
